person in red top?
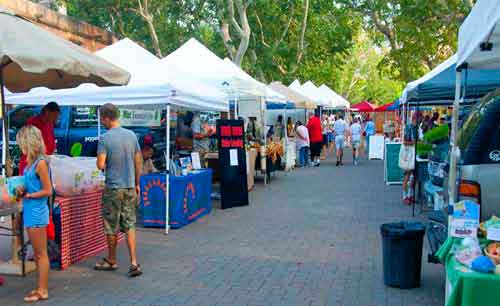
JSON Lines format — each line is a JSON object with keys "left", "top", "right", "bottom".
{"left": 307, "top": 110, "right": 323, "bottom": 167}
{"left": 19, "top": 102, "right": 60, "bottom": 175}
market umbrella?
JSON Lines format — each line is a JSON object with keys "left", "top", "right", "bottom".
{"left": 0, "top": 6, "right": 131, "bottom": 174}
{"left": 351, "top": 101, "right": 376, "bottom": 112}
{"left": 375, "top": 102, "right": 396, "bottom": 112}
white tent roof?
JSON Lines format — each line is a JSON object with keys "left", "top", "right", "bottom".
{"left": 95, "top": 38, "right": 163, "bottom": 84}
{"left": 6, "top": 38, "right": 228, "bottom": 111}
{"left": 289, "top": 79, "right": 301, "bottom": 89}
{"left": 5, "top": 82, "right": 226, "bottom": 111}
{"left": 457, "top": 0, "right": 500, "bottom": 69}
{"left": 222, "top": 58, "right": 285, "bottom": 103}
{"left": 97, "top": 38, "right": 227, "bottom": 109}
{"left": 161, "top": 38, "right": 263, "bottom": 98}
{"left": 300, "top": 81, "right": 329, "bottom": 106}
{"left": 318, "top": 84, "right": 350, "bottom": 108}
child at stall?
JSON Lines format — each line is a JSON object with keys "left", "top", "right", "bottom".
{"left": 141, "top": 146, "right": 158, "bottom": 175}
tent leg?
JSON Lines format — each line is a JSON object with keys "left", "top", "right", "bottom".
{"left": 165, "top": 104, "right": 171, "bottom": 235}
{"left": 0, "top": 68, "right": 8, "bottom": 177}
{"left": 97, "top": 106, "right": 101, "bottom": 138}
{"left": 260, "top": 97, "right": 267, "bottom": 185}
{"left": 448, "top": 70, "right": 462, "bottom": 207}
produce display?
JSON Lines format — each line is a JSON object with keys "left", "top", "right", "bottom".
{"left": 266, "top": 141, "right": 284, "bottom": 163}
{"left": 49, "top": 155, "right": 105, "bottom": 197}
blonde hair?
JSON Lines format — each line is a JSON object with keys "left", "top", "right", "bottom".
{"left": 16, "top": 125, "right": 46, "bottom": 165}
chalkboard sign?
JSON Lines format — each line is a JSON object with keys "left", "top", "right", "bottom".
{"left": 385, "top": 142, "right": 404, "bottom": 185}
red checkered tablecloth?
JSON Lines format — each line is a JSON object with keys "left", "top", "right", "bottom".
{"left": 56, "top": 191, "right": 123, "bottom": 270}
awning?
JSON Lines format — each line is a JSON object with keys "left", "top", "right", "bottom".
{"left": 351, "top": 101, "right": 376, "bottom": 112}
{"left": 0, "top": 6, "right": 130, "bottom": 92}
{"left": 457, "top": 0, "right": 500, "bottom": 69}
{"left": 401, "top": 54, "right": 500, "bottom": 104}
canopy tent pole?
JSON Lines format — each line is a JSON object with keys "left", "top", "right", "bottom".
{"left": 448, "top": 69, "right": 462, "bottom": 206}
{"left": 234, "top": 94, "right": 239, "bottom": 119}
{"left": 260, "top": 96, "right": 267, "bottom": 185}
{"left": 0, "top": 66, "right": 7, "bottom": 177}
{"left": 283, "top": 105, "right": 288, "bottom": 171}
{"left": 165, "top": 104, "right": 171, "bottom": 235}
{"left": 97, "top": 106, "right": 101, "bottom": 138}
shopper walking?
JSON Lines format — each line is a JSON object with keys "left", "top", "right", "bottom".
{"left": 320, "top": 114, "right": 329, "bottom": 160}
{"left": 350, "top": 117, "right": 362, "bottom": 166}
{"left": 295, "top": 121, "right": 310, "bottom": 167}
{"left": 333, "top": 115, "right": 348, "bottom": 166}
{"left": 95, "top": 103, "right": 143, "bottom": 278}
{"left": 364, "top": 117, "right": 375, "bottom": 157}
{"left": 16, "top": 126, "right": 53, "bottom": 302}
{"left": 307, "top": 110, "right": 323, "bottom": 167}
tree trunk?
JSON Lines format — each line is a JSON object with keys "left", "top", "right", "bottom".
{"left": 135, "top": 0, "right": 162, "bottom": 57}
{"left": 232, "top": 0, "right": 251, "bottom": 67}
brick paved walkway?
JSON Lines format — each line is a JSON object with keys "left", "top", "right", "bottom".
{"left": 0, "top": 154, "right": 445, "bottom": 306}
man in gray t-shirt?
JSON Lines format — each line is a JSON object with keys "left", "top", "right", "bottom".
{"left": 95, "top": 103, "right": 143, "bottom": 278}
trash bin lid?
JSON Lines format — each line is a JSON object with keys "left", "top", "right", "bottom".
{"left": 381, "top": 221, "right": 425, "bottom": 238}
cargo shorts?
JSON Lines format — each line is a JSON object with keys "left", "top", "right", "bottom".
{"left": 102, "top": 188, "right": 137, "bottom": 235}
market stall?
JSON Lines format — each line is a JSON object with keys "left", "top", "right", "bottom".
{"left": 6, "top": 39, "right": 228, "bottom": 269}
{"left": 436, "top": 236, "right": 500, "bottom": 306}
{"left": 159, "top": 39, "right": 282, "bottom": 185}
{"left": 0, "top": 6, "right": 130, "bottom": 275}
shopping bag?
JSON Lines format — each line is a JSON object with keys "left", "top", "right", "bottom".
{"left": 398, "top": 145, "right": 415, "bottom": 171}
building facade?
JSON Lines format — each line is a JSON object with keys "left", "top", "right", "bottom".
{"left": 0, "top": 0, "right": 117, "bottom": 51}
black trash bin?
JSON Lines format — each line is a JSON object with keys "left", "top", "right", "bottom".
{"left": 381, "top": 221, "right": 425, "bottom": 289}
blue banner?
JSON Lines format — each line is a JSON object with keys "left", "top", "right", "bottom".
{"left": 140, "top": 169, "right": 212, "bottom": 229}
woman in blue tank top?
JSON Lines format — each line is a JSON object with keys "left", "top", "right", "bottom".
{"left": 16, "top": 126, "right": 53, "bottom": 302}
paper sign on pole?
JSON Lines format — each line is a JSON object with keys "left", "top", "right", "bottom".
{"left": 191, "top": 152, "right": 201, "bottom": 170}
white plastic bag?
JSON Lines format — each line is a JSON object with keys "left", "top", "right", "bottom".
{"left": 49, "top": 155, "right": 104, "bottom": 196}
{"left": 398, "top": 145, "right": 415, "bottom": 171}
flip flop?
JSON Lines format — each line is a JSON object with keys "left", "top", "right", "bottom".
{"left": 94, "top": 258, "right": 118, "bottom": 271}
{"left": 127, "top": 264, "right": 142, "bottom": 278}
{"left": 24, "top": 291, "right": 48, "bottom": 303}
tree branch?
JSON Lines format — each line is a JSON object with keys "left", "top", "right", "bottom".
{"left": 296, "top": 0, "right": 309, "bottom": 65}
{"left": 254, "top": 12, "right": 270, "bottom": 48}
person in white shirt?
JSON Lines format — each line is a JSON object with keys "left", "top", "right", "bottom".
{"left": 350, "top": 117, "right": 362, "bottom": 166}
{"left": 295, "top": 121, "right": 310, "bottom": 167}
{"left": 333, "top": 115, "right": 347, "bottom": 166}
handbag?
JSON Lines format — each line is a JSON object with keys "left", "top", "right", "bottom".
{"left": 399, "top": 144, "right": 415, "bottom": 171}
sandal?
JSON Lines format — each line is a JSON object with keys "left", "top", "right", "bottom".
{"left": 24, "top": 291, "right": 48, "bottom": 303}
{"left": 94, "top": 258, "right": 118, "bottom": 271}
{"left": 127, "top": 264, "right": 143, "bottom": 278}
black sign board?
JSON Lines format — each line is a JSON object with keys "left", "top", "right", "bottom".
{"left": 216, "top": 119, "right": 249, "bottom": 209}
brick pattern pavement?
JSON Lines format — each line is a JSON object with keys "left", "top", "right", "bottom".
{"left": 0, "top": 155, "right": 444, "bottom": 306}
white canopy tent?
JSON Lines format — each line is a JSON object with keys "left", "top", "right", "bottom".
{"left": 221, "top": 58, "right": 286, "bottom": 103}
{"left": 7, "top": 38, "right": 228, "bottom": 235}
{"left": 299, "top": 81, "right": 329, "bottom": 107}
{"left": 160, "top": 38, "right": 265, "bottom": 102}
{"left": 95, "top": 38, "right": 228, "bottom": 110}
{"left": 449, "top": 0, "right": 500, "bottom": 205}
{"left": 456, "top": 0, "right": 500, "bottom": 70}
{"left": 318, "top": 84, "right": 350, "bottom": 109}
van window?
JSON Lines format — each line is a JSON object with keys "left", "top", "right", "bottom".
{"left": 72, "top": 107, "right": 98, "bottom": 127}
{"left": 9, "top": 107, "right": 37, "bottom": 129}
{"left": 459, "top": 93, "right": 500, "bottom": 164}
